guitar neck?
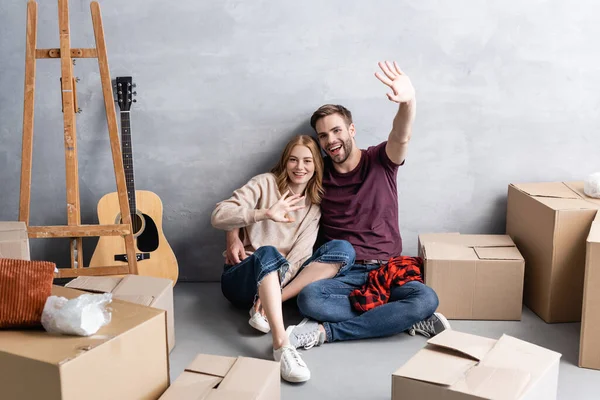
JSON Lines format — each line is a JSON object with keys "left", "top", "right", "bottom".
{"left": 120, "top": 111, "right": 137, "bottom": 215}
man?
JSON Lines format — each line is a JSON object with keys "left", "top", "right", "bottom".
{"left": 284, "top": 61, "right": 450, "bottom": 349}
{"left": 224, "top": 61, "right": 449, "bottom": 379}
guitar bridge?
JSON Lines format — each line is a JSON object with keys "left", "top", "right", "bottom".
{"left": 115, "top": 253, "right": 150, "bottom": 262}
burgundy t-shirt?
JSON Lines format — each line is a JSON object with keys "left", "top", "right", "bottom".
{"left": 319, "top": 141, "right": 403, "bottom": 261}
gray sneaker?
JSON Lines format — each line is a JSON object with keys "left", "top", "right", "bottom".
{"left": 408, "top": 312, "right": 451, "bottom": 338}
{"left": 286, "top": 318, "right": 326, "bottom": 350}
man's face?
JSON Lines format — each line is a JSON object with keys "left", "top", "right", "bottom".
{"left": 315, "top": 114, "right": 355, "bottom": 164}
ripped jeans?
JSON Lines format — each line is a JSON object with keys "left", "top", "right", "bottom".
{"left": 221, "top": 240, "right": 355, "bottom": 309}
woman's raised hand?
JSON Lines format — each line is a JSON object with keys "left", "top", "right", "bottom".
{"left": 266, "top": 190, "right": 305, "bottom": 222}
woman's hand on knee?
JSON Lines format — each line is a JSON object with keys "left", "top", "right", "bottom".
{"left": 254, "top": 298, "right": 266, "bottom": 317}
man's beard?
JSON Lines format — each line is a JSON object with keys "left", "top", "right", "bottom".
{"left": 331, "top": 137, "right": 353, "bottom": 164}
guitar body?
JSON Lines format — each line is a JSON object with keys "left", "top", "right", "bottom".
{"left": 89, "top": 190, "right": 179, "bottom": 284}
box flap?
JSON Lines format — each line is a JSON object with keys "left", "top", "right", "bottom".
{"left": 479, "top": 335, "right": 561, "bottom": 390}
{"left": 186, "top": 354, "right": 238, "bottom": 378}
{"left": 511, "top": 182, "right": 600, "bottom": 211}
{"left": 65, "top": 276, "right": 122, "bottom": 293}
{"left": 219, "top": 357, "right": 279, "bottom": 394}
{"left": 565, "top": 181, "right": 600, "bottom": 205}
{"left": 423, "top": 242, "right": 479, "bottom": 261}
{"left": 158, "top": 371, "right": 222, "bottom": 400}
{"left": 113, "top": 275, "right": 172, "bottom": 297}
{"left": 422, "top": 233, "right": 515, "bottom": 248}
{"left": 421, "top": 234, "right": 519, "bottom": 261}
{"left": 588, "top": 213, "right": 600, "bottom": 243}
{"left": 428, "top": 330, "right": 497, "bottom": 361}
{"left": 393, "top": 346, "right": 478, "bottom": 386}
{"left": 511, "top": 182, "right": 580, "bottom": 199}
{"left": 112, "top": 294, "right": 155, "bottom": 307}
{"left": 474, "top": 246, "right": 524, "bottom": 261}
{"left": 447, "top": 235, "right": 516, "bottom": 248}
{"left": 452, "top": 365, "right": 531, "bottom": 399}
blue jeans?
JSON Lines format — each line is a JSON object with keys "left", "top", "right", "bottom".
{"left": 296, "top": 263, "right": 439, "bottom": 342}
{"left": 221, "top": 240, "right": 355, "bottom": 309}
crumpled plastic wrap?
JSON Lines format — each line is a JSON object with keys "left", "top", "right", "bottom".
{"left": 584, "top": 172, "right": 600, "bottom": 199}
{"left": 41, "top": 293, "right": 112, "bottom": 336}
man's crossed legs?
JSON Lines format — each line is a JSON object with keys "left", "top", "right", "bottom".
{"left": 286, "top": 263, "right": 450, "bottom": 350}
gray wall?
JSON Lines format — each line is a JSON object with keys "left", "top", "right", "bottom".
{"left": 1, "top": 0, "right": 599, "bottom": 281}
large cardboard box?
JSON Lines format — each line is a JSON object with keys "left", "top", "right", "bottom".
{"left": 66, "top": 274, "right": 175, "bottom": 352}
{"left": 159, "top": 353, "right": 279, "bottom": 400}
{"left": 392, "top": 330, "right": 561, "bottom": 400}
{"left": 0, "top": 286, "right": 170, "bottom": 400}
{"left": 418, "top": 233, "right": 525, "bottom": 320}
{"left": 506, "top": 181, "right": 600, "bottom": 323}
{"left": 0, "top": 221, "right": 30, "bottom": 260}
{"left": 580, "top": 212, "right": 600, "bottom": 370}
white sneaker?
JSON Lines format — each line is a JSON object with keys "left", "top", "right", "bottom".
{"left": 248, "top": 308, "right": 270, "bottom": 333}
{"left": 273, "top": 345, "right": 311, "bottom": 383}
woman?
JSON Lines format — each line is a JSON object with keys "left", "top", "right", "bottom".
{"left": 211, "top": 135, "right": 355, "bottom": 383}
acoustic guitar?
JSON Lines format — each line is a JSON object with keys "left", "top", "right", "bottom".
{"left": 89, "top": 76, "right": 179, "bottom": 284}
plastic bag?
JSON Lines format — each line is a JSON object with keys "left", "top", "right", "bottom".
{"left": 41, "top": 293, "right": 112, "bottom": 336}
{"left": 584, "top": 172, "right": 600, "bottom": 199}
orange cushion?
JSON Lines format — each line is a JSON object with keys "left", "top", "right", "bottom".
{"left": 0, "top": 258, "right": 55, "bottom": 328}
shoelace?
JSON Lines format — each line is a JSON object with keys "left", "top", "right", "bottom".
{"left": 413, "top": 319, "right": 435, "bottom": 336}
{"left": 283, "top": 347, "right": 307, "bottom": 367}
{"left": 297, "top": 331, "right": 320, "bottom": 349}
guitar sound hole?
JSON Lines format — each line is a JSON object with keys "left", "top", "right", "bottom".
{"left": 124, "top": 214, "right": 144, "bottom": 236}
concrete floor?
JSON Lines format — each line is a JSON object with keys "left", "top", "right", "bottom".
{"left": 169, "top": 282, "right": 599, "bottom": 400}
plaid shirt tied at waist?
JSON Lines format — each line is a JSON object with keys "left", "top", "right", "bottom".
{"left": 349, "top": 256, "right": 424, "bottom": 312}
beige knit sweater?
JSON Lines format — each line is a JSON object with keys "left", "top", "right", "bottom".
{"left": 211, "top": 173, "right": 321, "bottom": 287}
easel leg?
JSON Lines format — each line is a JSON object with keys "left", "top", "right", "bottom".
{"left": 19, "top": 1, "right": 38, "bottom": 226}
{"left": 91, "top": 1, "right": 138, "bottom": 274}
{"left": 58, "top": 0, "right": 84, "bottom": 269}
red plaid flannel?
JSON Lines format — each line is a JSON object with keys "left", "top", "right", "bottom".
{"left": 349, "top": 256, "right": 423, "bottom": 312}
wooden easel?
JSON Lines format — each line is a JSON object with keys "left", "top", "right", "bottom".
{"left": 19, "top": 0, "right": 138, "bottom": 278}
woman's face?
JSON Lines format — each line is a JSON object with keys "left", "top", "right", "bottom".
{"left": 286, "top": 145, "right": 315, "bottom": 187}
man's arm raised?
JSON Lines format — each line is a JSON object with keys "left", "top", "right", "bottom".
{"left": 374, "top": 61, "right": 416, "bottom": 165}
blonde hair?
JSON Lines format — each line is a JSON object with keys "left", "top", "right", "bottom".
{"left": 271, "top": 135, "right": 324, "bottom": 204}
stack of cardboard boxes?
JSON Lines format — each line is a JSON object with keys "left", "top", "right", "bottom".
{"left": 1, "top": 180, "right": 599, "bottom": 399}
{"left": 392, "top": 180, "right": 600, "bottom": 399}
{"left": 0, "top": 222, "right": 280, "bottom": 400}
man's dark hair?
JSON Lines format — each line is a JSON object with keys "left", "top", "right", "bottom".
{"left": 310, "top": 104, "right": 353, "bottom": 131}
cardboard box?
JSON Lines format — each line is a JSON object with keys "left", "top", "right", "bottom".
{"left": 159, "top": 353, "right": 279, "bottom": 400}
{"left": 580, "top": 211, "right": 600, "bottom": 369}
{"left": 0, "top": 286, "right": 169, "bottom": 400}
{"left": 418, "top": 233, "right": 525, "bottom": 320}
{"left": 506, "top": 181, "right": 600, "bottom": 322}
{"left": 392, "top": 330, "right": 561, "bottom": 400}
{"left": 0, "top": 221, "right": 30, "bottom": 260}
{"left": 66, "top": 274, "right": 175, "bottom": 352}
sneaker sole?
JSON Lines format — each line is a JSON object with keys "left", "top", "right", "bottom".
{"left": 434, "top": 312, "right": 451, "bottom": 331}
{"left": 248, "top": 316, "right": 270, "bottom": 333}
{"left": 282, "top": 372, "right": 310, "bottom": 383}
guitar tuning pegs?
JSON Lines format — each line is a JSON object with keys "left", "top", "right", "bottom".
{"left": 133, "top": 91, "right": 137, "bottom": 96}
{"left": 132, "top": 83, "right": 137, "bottom": 88}
{"left": 132, "top": 99, "right": 137, "bottom": 103}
